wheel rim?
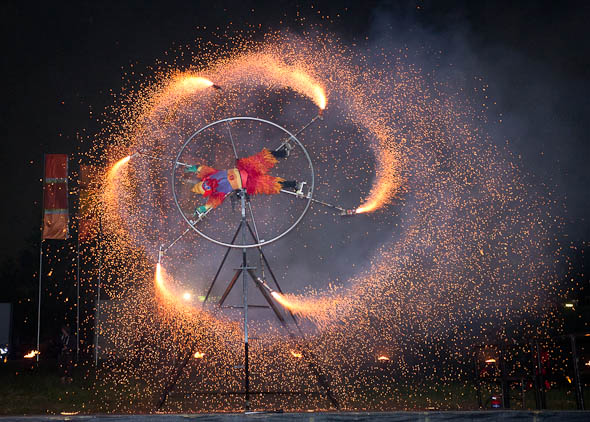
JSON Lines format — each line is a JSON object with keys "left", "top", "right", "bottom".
{"left": 171, "top": 116, "right": 315, "bottom": 248}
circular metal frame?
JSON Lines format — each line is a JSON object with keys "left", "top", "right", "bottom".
{"left": 172, "top": 116, "right": 315, "bottom": 249}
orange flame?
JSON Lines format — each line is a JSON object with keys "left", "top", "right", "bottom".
{"left": 194, "top": 351, "right": 205, "bottom": 359}
{"left": 290, "top": 351, "right": 303, "bottom": 358}
{"left": 226, "top": 53, "right": 327, "bottom": 111}
{"left": 171, "top": 75, "right": 214, "bottom": 96}
{"left": 377, "top": 355, "right": 390, "bottom": 361}
{"left": 24, "top": 350, "right": 40, "bottom": 359}
{"left": 356, "top": 147, "right": 401, "bottom": 213}
{"left": 270, "top": 291, "right": 341, "bottom": 322}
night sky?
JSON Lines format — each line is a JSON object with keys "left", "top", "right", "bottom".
{"left": 1, "top": 0, "right": 589, "bottom": 259}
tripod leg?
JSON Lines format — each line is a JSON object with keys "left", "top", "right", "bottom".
{"left": 204, "top": 223, "right": 242, "bottom": 303}
{"left": 245, "top": 272, "right": 340, "bottom": 409}
{"left": 157, "top": 349, "right": 193, "bottom": 410}
{"left": 247, "top": 270, "right": 286, "bottom": 324}
{"left": 218, "top": 270, "right": 242, "bottom": 307}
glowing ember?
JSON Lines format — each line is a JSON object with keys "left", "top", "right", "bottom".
{"left": 290, "top": 351, "right": 303, "bottom": 358}
{"left": 485, "top": 358, "right": 497, "bottom": 363}
{"left": 194, "top": 351, "right": 205, "bottom": 359}
{"left": 377, "top": 355, "right": 390, "bottom": 361}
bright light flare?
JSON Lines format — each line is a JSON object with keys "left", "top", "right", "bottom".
{"left": 194, "top": 351, "right": 205, "bottom": 359}
{"left": 110, "top": 156, "right": 131, "bottom": 174}
{"left": 174, "top": 75, "right": 214, "bottom": 95}
{"left": 377, "top": 355, "right": 390, "bottom": 361}
{"left": 485, "top": 358, "right": 497, "bottom": 363}
{"left": 290, "top": 351, "right": 303, "bottom": 358}
{"left": 24, "top": 350, "right": 40, "bottom": 359}
{"left": 182, "top": 292, "right": 192, "bottom": 301}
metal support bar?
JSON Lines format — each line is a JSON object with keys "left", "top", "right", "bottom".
{"left": 218, "top": 270, "right": 241, "bottom": 307}
{"left": 134, "top": 151, "right": 191, "bottom": 168}
{"left": 162, "top": 227, "right": 192, "bottom": 254}
{"left": 226, "top": 121, "right": 238, "bottom": 161}
{"left": 280, "top": 189, "right": 346, "bottom": 214}
{"left": 570, "top": 334, "right": 585, "bottom": 410}
{"left": 275, "top": 114, "right": 321, "bottom": 152}
{"left": 157, "top": 349, "right": 193, "bottom": 410}
{"left": 248, "top": 270, "right": 286, "bottom": 324}
{"left": 204, "top": 224, "right": 242, "bottom": 303}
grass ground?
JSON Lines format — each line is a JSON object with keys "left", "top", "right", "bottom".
{"left": 0, "top": 360, "right": 588, "bottom": 415}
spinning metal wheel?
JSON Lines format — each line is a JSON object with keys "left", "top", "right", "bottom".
{"left": 145, "top": 109, "right": 348, "bottom": 411}
{"left": 171, "top": 116, "right": 315, "bottom": 249}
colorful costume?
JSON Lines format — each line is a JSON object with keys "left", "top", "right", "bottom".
{"left": 186, "top": 148, "right": 297, "bottom": 215}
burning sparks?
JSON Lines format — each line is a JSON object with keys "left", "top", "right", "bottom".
{"left": 89, "top": 32, "right": 564, "bottom": 411}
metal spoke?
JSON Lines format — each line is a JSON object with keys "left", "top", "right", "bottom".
{"left": 226, "top": 121, "right": 238, "bottom": 160}
{"left": 280, "top": 189, "right": 346, "bottom": 214}
{"left": 162, "top": 227, "right": 191, "bottom": 254}
{"left": 275, "top": 114, "right": 321, "bottom": 152}
{"left": 246, "top": 201, "right": 261, "bottom": 242}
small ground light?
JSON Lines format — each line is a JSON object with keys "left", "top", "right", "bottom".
{"left": 290, "top": 351, "right": 303, "bottom": 358}
{"left": 485, "top": 358, "right": 497, "bottom": 363}
{"left": 194, "top": 352, "right": 205, "bottom": 359}
{"left": 565, "top": 303, "right": 574, "bottom": 308}
{"left": 24, "top": 350, "right": 40, "bottom": 359}
{"left": 377, "top": 355, "right": 390, "bottom": 361}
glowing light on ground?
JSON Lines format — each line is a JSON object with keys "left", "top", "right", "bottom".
{"left": 23, "top": 350, "right": 40, "bottom": 359}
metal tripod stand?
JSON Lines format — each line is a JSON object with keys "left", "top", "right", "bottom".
{"left": 157, "top": 189, "right": 339, "bottom": 411}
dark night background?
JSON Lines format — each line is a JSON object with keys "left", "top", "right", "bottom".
{"left": 0, "top": 0, "right": 589, "bottom": 348}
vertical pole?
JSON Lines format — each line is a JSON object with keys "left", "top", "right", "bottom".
{"left": 570, "top": 334, "right": 585, "bottom": 410}
{"left": 521, "top": 377, "right": 526, "bottom": 409}
{"left": 240, "top": 190, "right": 250, "bottom": 411}
{"left": 474, "top": 348, "right": 482, "bottom": 408}
{"left": 36, "top": 240, "right": 43, "bottom": 362}
{"left": 95, "top": 214, "right": 102, "bottom": 367}
{"left": 535, "top": 340, "right": 546, "bottom": 409}
{"left": 500, "top": 346, "right": 510, "bottom": 409}
{"left": 37, "top": 153, "right": 46, "bottom": 363}
{"left": 76, "top": 236, "right": 80, "bottom": 362}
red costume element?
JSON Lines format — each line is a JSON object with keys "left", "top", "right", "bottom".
{"left": 191, "top": 148, "right": 284, "bottom": 210}
{"left": 237, "top": 149, "right": 284, "bottom": 195}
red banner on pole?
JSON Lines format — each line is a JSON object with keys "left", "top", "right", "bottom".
{"left": 42, "top": 154, "right": 69, "bottom": 240}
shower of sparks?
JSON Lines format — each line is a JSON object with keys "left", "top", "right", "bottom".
{"left": 81, "top": 31, "right": 567, "bottom": 412}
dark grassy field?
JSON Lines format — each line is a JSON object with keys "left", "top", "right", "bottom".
{"left": 0, "top": 359, "right": 588, "bottom": 415}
